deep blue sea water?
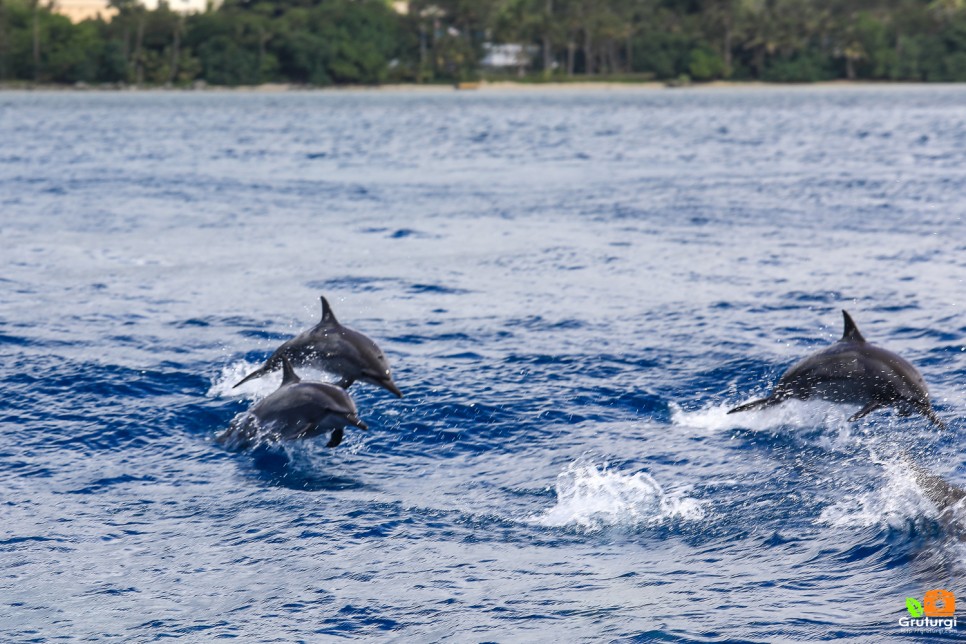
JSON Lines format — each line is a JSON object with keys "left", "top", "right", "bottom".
{"left": 1, "top": 86, "right": 966, "bottom": 642}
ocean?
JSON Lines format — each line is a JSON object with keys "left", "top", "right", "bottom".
{"left": 1, "top": 86, "right": 965, "bottom": 641}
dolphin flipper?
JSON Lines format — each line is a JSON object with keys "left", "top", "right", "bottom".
{"left": 727, "top": 396, "right": 781, "bottom": 415}
{"left": 336, "top": 376, "right": 355, "bottom": 390}
{"left": 324, "top": 414, "right": 367, "bottom": 447}
{"left": 849, "top": 399, "right": 947, "bottom": 429}
{"left": 848, "top": 401, "right": 884, "bottom": 422}
{"left": 326, "top": 428, "right": 345, "bottom": 448}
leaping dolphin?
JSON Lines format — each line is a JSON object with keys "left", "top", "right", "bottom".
{"left": 233, "top": 295, "right": 402, "bottom": 397}
{"left": 728, "top": 310, "right": 946, "bottom": 429}
{"left": 220, "top": 357, "right": 368, "bottom": 448}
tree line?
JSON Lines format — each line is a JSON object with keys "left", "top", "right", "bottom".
{"left": 2, "top": 0, "right": 966, "bottom": 86}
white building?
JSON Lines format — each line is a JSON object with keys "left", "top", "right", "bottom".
{"left": 481, "top": 44, "right": 537, "bottom": 70}
{"left": 140, "top": 0, "right": 213, "bottom": 13}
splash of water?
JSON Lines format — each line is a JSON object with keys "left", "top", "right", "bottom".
{"left": 817, "top": 458, "right": 941, "bottom": 530}
{"left": 532, "top": 460, "right": 704, "bottom": 531}
{"left": 206, "top": 359, "right": 341, "bottom": 401}
{"left": 670, "top": 399, "right": 856, "bottom": 433}
{"left": 207, "top": 360, "right": 279, "bottom": 400}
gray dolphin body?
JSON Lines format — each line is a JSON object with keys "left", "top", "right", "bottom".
{"left": 728, "top": 310, "right": 945, "bottom": 428}
{"left": 908, "top": 460, "right": 966, "bottom": 512}
{"left": 895, "top": 457, "right": 966, "bottom": 542}
{"left": 221, "top": 357, "right": 368, "bottom": 448}
{"left": 234, "top": 296, "right": 402, "bottom": 397}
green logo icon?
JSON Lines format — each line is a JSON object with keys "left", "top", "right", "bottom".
{"left": 906, "top": 597, "right": 925, "bottom": 618}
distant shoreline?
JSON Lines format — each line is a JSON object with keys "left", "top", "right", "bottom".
{"left": 2, "top": 80, "right": 964, "bottom": 93}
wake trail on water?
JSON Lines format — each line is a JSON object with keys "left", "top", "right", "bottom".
{"left": 669, "top": 400, "right": 858, "bottom": 433}
{"left": 530, "top": 459, "right": 704, "bottom": 531}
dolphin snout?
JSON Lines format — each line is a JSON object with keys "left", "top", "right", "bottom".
{"left": 380, "top": 379, "right": 403, "bottom": 398}
{"left": 365, "top": 371, "right": 402, "bottom": 398}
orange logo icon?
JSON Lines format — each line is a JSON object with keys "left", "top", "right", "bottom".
{"left": 924, "top": 590, "right": 956, "bottom": 617}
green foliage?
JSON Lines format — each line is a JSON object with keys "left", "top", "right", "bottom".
{"left": 763, "top": 52, "right": 833, "bottom": 83}
{"left": 632, "top": 30, "right": 693, "bottom": 79}
{"left": 4, "top": 0, "right": 966, "bottom": 85}
{"left": 432, "top": 34, "right": 479, "bottom": 81}
{"left": 851, "top": 13, "right": 891, "bottom": 79}
{"left": 278, "top": 30, "right": 331, "bottom": 85}
{"left": 97, "top": 40, "right": 128, "bottom": 82}
{"left": 44, "top": 19, "right": 104, "bottom": 82}
{"left": 689, "top": 46, "right": 724, "bottom": 80}
{"left": 199, "top": 35, "right": 260, "bottom": 85}
{"left": 311, "top": 0, "right": 398, "bottom": 84}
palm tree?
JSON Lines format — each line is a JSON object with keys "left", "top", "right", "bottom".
{"left": 31, "top": 0, "right": 40, "bottom": 82}
{"left": 0, "top": 0, "right": 8, "bottom": 81}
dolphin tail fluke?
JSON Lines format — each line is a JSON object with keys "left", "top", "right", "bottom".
{"left": 232, "top": 366, "right": 269, "bottom": 389}
{"left": 727, "top": 396, "right": 779, "bottom": 415}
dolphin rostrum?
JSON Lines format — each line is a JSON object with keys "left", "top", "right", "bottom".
{"left": 234, "top": 295, "right": 402, "bottom": 397}
{"left": 220, "top": 357, "right": 368, "bottom": 448}
{"left": 728, "top": 310, "right": 946, "bottom": 428}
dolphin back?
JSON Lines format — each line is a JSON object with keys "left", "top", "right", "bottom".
{"left": 253, "top": 382, "right": 356, "bottom": 420}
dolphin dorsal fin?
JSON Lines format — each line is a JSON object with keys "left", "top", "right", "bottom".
{"left": 319, "top": 296, "right": 339, "bottom": 325}
{"left": 841, "top": 310, "right": 866, "bottom": 343}
{"left": 280, "top": 356, "right": 301, "bottom": 385}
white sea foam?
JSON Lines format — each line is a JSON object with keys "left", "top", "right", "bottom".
{"left": 670, "top": 399, "right": 855, "bottom": 434}
{"left": 817, "top": 459, "right": 939, "bottom": 529}
{"left": 206, "top": 359, "right": 341, "bottom": 401}
{"left": 532, "top": 460, "right": 704, "bottom": 531}
{"left": 206, "top": 360, "right": 280, "bottom": 400}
